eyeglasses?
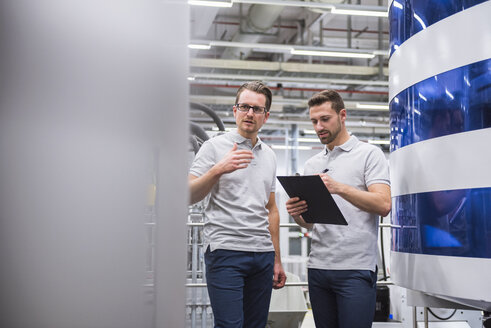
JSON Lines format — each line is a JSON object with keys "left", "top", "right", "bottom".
{"left": 235, "top": 103, "right": 267, "bottom": 114}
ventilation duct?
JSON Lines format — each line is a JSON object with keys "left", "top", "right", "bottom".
{"left": 221, "top": 4, "right": 284, "bottom": 60}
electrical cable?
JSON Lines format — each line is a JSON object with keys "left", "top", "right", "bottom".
{"left": 189, "top": 102, "right": 226, "bottom": 154}
{"left": 190, "top": 135, "right": 200, "bottom": 154}
{"left": 190, "top": 102, "right": 226, "bottom": 132}
{"left": 190, "top": 122, "right": 210, "bottom": 144}
{"left": 428, "top": 308, "right": 457, "bottom": 321}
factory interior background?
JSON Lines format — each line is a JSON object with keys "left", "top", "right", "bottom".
{"left": 0, "top": 0, "right": 490, "bottom": 327}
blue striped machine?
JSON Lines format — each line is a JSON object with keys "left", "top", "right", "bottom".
{"left": 388, "top": 0, "right": 491, "bottom": 311}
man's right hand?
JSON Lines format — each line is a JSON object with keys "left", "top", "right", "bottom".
{"left": 216, "top": 143, "right": 254, "bottom": 174}
{"left": 188, "top": 143, "right": 254, "bottom": 204}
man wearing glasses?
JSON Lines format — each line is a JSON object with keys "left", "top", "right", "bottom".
{"left": 189, "top": 81, "right": 286, "bottom": 328}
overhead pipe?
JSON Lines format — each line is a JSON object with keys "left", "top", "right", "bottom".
{"left": 213, "top": 21, "right": 389, "bottom": 35}
{"left": 190, "top": 83, "right": 388, "bottom": 95}
{"left": 221, "top": 4, "right": 284, "bottom": 60}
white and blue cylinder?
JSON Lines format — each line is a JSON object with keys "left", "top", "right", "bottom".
{"left": 388, "top": 0, "right": 491, "bottom": 310}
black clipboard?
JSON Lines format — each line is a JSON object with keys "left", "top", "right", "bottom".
{"left": 277, "top": 175, "right": 347, "bottom": 225}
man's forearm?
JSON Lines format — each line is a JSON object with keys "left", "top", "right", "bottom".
{"left": 337, "top": 183, "right": 391, "bottom": 217}
{"left": 292, "top": 214, "right": 313, "bottom": 230}
{"left": 188, "top": 166, "right": 223, "bottom": 204}
{"left": 268, "top": 209, "right": 282, "bottom": 262}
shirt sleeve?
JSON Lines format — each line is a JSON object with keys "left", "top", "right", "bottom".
{"left": 365, "top": 146, "right": 390, "bottom": 187}
{"left": 189, "top": 140, "right": 216, "bottom": 178}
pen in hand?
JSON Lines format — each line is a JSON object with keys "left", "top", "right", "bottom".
{"left": 322, "top": 168, "right": 329, "bottom": 173}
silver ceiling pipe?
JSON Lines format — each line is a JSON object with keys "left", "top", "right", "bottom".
{"left": 221, "top": 4, "right": 284, "bottom": 60}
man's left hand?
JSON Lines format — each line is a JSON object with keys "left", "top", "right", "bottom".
{"left": 273, "top": 262, "right": 286, "bottom": 289}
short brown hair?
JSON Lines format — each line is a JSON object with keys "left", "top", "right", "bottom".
{"left": 235, "top": 81, "right": 272, "bottom": 111}
{"left": 308, "top": 90, "right": 345, "bottom": 113}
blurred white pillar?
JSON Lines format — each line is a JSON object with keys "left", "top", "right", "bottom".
{"left": 0, "top": 1, "right": 188, "bottom": 327}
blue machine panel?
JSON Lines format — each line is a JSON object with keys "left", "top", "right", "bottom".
{"left": 389, "top": 0, "right": 487, "bottom": 56}
{"left": 392, "top": 188, "right": 491, "bottom": 258}
{"left": 390, "top": 59, "right": 491, "bottom": 258}
{"left": 390, "top": 59, "right": 491, "bottom": 151}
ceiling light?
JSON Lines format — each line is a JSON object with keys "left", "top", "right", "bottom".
{"left": 291, "top": 49, "right": 374, "bottom": 59}
{"left": 190, "top": 72, "right": 388, "bottom": 87}
{"left": 331, "top": 7, "right": 388, "bottom": 17}
{"left": 188, "top": 0, "right": 233, "bottom": 8}
{"left": 298, "top": 138, "right": 320, "bottom": 143}
{"left": 209, "top": 40, "right": 293, "bottom": 51}
{"left": 233, "top": 1, "right": 388, "bottom": 18}
{"left": 211, "top": 127, "right": 234, "bottom": 131}
{"left": 188, "top": 44, "right": 211, "bottom": 50}
{"left": 302, "top": 129, "right": 317, "bottom": 135}
{"left": 192, "top": 39, "right": 388, "bottom": 58}
{"left": 368, "top": 140, "right": 390, "bottom": 145}
{"left": 356, "top": 103, "right": 389, "bottom": 110}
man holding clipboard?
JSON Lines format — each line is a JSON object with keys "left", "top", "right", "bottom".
{"left": 285, "top": 90, "right": 391, "bottom": 328}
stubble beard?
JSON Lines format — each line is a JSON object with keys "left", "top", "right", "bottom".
{"left": 318, "top": 117, "right": 342, "bottom": 145}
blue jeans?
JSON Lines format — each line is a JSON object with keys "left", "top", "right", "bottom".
{"left": 308, "top": 268, "right": 377, "bottom": 328}
{"left": 204, "top": 248, "right": 275, "bottom": 328}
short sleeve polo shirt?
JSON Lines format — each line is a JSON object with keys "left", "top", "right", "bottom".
{"left": 189, "top": 129, "right": 276, "bottom": 252}
{"left": 304, "top": 136, "right": 390, "bottom": 272}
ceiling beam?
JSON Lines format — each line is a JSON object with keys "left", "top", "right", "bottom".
{"left": 190, "top": 58, "right": 389, "bottom": 76}
{"left": 189, "top": 95, "right": 388, "bottom": 111}
{"left": 190, "top": 72, "right": 388, "bottom": 86}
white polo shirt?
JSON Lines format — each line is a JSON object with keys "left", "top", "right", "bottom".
{"left": 304, "top": 136, "right": 390, "bottom": 272}
{"left": 189, "top": 129, "right": 276, "bottom": 253}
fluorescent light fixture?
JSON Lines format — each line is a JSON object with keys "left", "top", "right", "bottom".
{"left": 291, "top": 49, "right": 374, "bottom": 59}
{"left": 302, "top": 129, "right": 317, "bottom": 135}
{"left": 209, "top": 40, "right": 293, "bottom": 51}
{"left": 232, "top": 0, "right": 387, "bottom": 18}
{"left": 187, "top": 76, "right": 196, "bottom": 81}
{"left": 331, "top": 7, "right": 388, "bottom": 17}
{"left": 372, "top": 49, "right": 388, "bottom": 56}
{"left": 191, "top": 72, "right": 388, "bottom": 87}
{"left": 356, "top": 103, "right": 389, "bottom": 110}
{"left": 188, "top": 44, "right": 211, "bottom": 50}
{"left": 368, "top": 140, "right": 390, "bottom": 145}
{"left": 271, "top": 145, "right": 313, "bottom": 150}
{"left": 211, "top": 127, "right": 234, "bottom": 131}
{"left": 298, "top": 137, "right": 320, "bottom": 143}
{"left": 192, "top": 39, "right": 389, "bottom": 58}
{"left": 188, "top": 0, "right": 233, "bottom": 8}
